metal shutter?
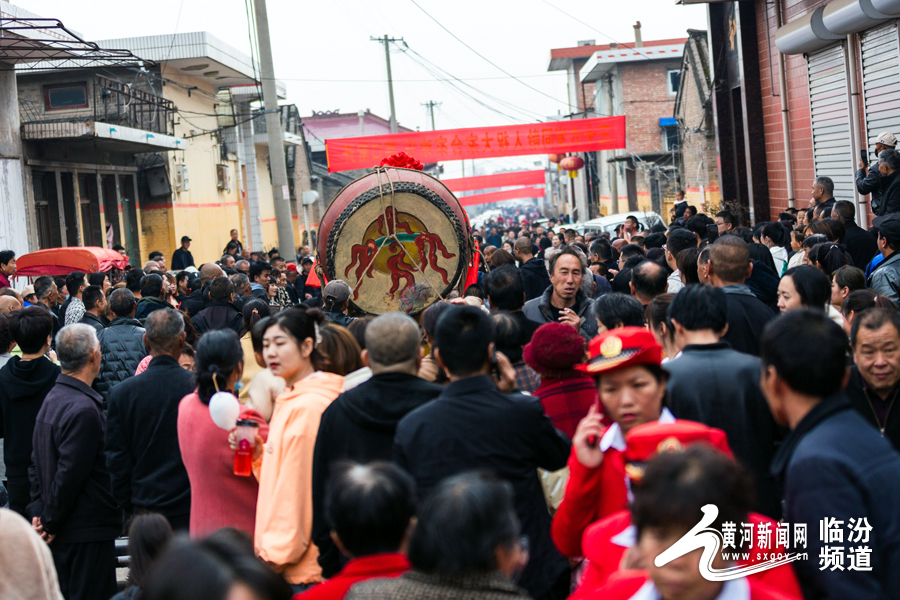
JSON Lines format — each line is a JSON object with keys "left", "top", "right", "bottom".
{"left": 808, "top": 43, "right": 855, "bottom": 201}
{"left": 861, "top": 23, "right": 900, "bottom": 153}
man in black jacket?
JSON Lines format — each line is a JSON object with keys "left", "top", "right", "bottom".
{"left": 184, "top": 263, "right": 225, "bottom": 316}
{"left": 33, "top": 275, "right": 60, "bottom": 344}
{"left": 0, "top": 307, "right": 60, "bottom": 517}
{"left": 191, "top": 277, "right": 243, "bottom": 335}
{"left": 763, "top": 310, "right": 900, "bottom": 599}
{"left": 323, "top": 280, "right": 357, "bottom": 326}
{"left": 875, "top": 148, "right": 900, "bottom": 216}
{"left": 106, "top": 309, "right": 192, "bottom": 530}
{"left": 845, "top": 307, "right": 900, "bottom": 451}
{"left": 484, "top": 265, "right": 541, "bottom": 344}
{"left": 832, "top": 200, "right": 878, "bottom": 270}
{"left": 514, "top": 236, "right": 550, "bottom": 302}
{"left": 135, "top": 273, "right": 171, "bottom": 320}
{"left": 708, "top": 235, "right": 776, "bottom": 356}
{"left": 249, "top": 260, "right": 271, "bottom": 301}
{"left": 96, "top": 288, "right": 147, "bottom": 402}
{"left": 664, "top": 285, "right": 782, "bottom": 519}
{"left": 312, "top": 312, "right": 442, "bottom": 577}
{"left": 171, "top": 236, "right": 194, "bottom": 270}
{"left": 29, "top": 324, "right": 121, "bottom": 600}
{"left": 77, "top": 285, "right": 107, "bottom": 334}
{"left": 394, "top": 306, "right": 571, "bottom": 600}
{"left": 856, "top": 131, "right": 896, "bottom": 215}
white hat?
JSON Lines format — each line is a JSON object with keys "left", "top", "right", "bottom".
{"left": 876, "top": 132, "right": 898, "bottom": 147}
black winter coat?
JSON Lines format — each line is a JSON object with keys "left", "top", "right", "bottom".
{"left": 721, "top": 284, "right": 776, "bottom": 356}
{"left": 858, "top": 166, "right": 884, "bottom": 215}
{"left": 845, "top": 366, "right": 900, "bottom": 452}
{"left": 844, "top": 222, "right": 879, "bottom": 271}
{"left": 518, "top": 257, "right": 551, "bottom": 302}
{"left": 665, "top": 343, "right": 783, "bottom": 519}
{"left": 78, "top": 311, "right": 106, "bottom": 335}
{"left": 772, "top": 394, "right": 900, "bottom": 599}
{"left": 28, "top": 374, "right": 122, "bottom": 542}
{"left": 394, "top": 375, "right": 571, "bottom": 599}
{"left": 95, "top": 317, "right": 147, "bottom": 401}
{"left": 878, "top": 169, "right": 900, "bottom": 216}
{"left": 0, "top": 356, "right": 60, "bottom": 480}
{"left": 312, "top": 372, "right": 443, "bottom": 577}
{"left": 106, "top": 355, "right": 192, "bottom": 520}
{"left": 135, "top": 296, "right": 171, "bottom": 320}
{"left": 191, "top": 301, "right": 243, "bottom": 335}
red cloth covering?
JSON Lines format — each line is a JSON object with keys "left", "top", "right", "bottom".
{"left": 533, "top": 372, "right": 600, "bottom": 439}
{"left": 580, "top": 570, "right": 799, "bottom": 600}
{"left": 177, "top": 392, "right": 268, "bottom": 539}
{"left": 575, "top": 511, "right": 802, "bottom": 599}
{"left": 0, "top": 272, "right": 10, "bottom": 289}
{"left": 295, "top": 553, "right": 410, "bottom": 600}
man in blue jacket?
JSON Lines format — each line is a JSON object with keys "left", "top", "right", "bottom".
{"left": 762, "top": 309, "right": 900, "bottom": 599}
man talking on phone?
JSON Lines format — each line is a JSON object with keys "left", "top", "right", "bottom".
{"left": 857, "top": 131, "right": 897, "bottom": 216}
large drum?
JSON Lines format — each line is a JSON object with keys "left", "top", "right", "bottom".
{"left": 318, "top": 166, "right": 472, "bottom": 315}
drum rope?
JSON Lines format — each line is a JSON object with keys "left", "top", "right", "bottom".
{"left": 350, "top": 167, "right": 446, "bottom": 303}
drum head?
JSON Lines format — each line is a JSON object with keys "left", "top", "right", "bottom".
{"left": 326, "top": 181, "right": 467, "bottom": 315}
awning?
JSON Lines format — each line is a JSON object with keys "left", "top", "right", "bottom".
{"left": 659, "top": 117, "right": 677, "bottom": 127}
{"left": 21, "top": 121, "right": 185, "bottom": 152}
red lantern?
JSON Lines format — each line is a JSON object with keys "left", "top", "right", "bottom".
{"left": 559, "top": 156, "right": 585, "bottom": 179}
{"left": 548, "top": 154, "right": 561, "bottom": 164}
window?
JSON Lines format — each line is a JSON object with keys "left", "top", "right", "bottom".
{"left": 664, "top": 126, "right": 680, "bottom": 151}
{"left": 43, "top": 83, "right": 88, "bottom": 111}
{"left": 667, "top": 69, "right": 680, "bottom": 96}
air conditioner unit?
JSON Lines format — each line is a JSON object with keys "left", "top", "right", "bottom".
{"left": 216, "top": 164, "right": 230, "bottom": 191}
{"left": 174, "top": 164, "right": 190, "bottom": 192}
{"left": 144, "top": 165, "right": 171, "bottom": 197}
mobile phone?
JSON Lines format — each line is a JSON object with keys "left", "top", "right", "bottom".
{"left": 861, "top": 149, "right": 869, "bottom": 164}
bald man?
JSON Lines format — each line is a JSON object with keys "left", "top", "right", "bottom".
{"left": 0, "top": 296, "right": 21, "bottom": 313}
{"left": 185, "top": 263, "right": 226, "bottom": 316}
{"left": 312, "top": 312, "right": 444, "bottom": 578}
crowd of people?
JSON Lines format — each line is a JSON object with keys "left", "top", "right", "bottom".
{"left": 0, "top": 189, "right": 899, "bottom": 600}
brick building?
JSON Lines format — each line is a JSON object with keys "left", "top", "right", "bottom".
{"left": 703, "top": 0, "right": 900, "bottom": 227}
{"left": 550, "top": 29, "right": 686, "bottom": 219}
{"left": 674, "top": 30, "right": 720, "bottom": 214}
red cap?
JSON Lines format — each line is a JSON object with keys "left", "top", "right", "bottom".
{"left": 285, "top": 263, "right": 298, "bottom": 272}
{"left": 623, "top": 421, "right": 733, "bottom": 483}
{"left": 575, "top": 327, "right": 662, "bottom": 375}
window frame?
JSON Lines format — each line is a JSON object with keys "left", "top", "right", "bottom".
{"left": 42, "top": 82, "right": 89, "bottom": 111}
{"left": 666, "top": 69, "right": 680, "bottom": 96}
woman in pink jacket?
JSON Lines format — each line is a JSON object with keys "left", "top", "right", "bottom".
{"left": 246, "top": 307, "right": 344, "bottom": 592}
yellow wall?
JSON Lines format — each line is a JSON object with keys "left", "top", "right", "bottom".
{"left": 253, "top": 144, "right": 281, "bottom": 253}
{"left": 143, "top": 65, "right": 244, "bottom": 265}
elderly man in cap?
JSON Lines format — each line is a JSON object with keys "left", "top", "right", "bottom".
{"left": 869, "top": 214, "right": 900, "bottom": 307}
{"left": 171, "top": 236, "right": 194, "bottom": 271}
{"left": 858, "top": 131, "right": 898, "bottom": 215}
{"left": 323, "top": 280, "right": 356, "bottom": 326}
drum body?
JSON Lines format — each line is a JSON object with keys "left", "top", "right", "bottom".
{"left": 318, "top": 167, "right": 471, "bottom": 315}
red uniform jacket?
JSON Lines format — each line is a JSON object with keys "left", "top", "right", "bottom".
{"left": 575, "top": 511, "right": 801, "bottom": 600}
{"left": 294, "top": 553, "right": 410, "bottom": 600}
{"left": 582, "top": 570, "right": 798, "bottom": 600}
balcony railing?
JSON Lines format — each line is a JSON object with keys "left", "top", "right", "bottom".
{"left": 19, "top": 74, "right": 175, "bottom": 136}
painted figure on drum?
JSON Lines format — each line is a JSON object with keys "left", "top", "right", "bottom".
{"left": 345, "top": 207, "right": 455, "bottom": 301}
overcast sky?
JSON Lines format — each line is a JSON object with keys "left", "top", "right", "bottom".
{"left": 18, "top": 0, "right": 707, "bottom": 177}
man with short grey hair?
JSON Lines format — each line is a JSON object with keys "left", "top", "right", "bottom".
{"left": 30, "top": 324, "right": 121, "bottom": 600}
{"left": 106, "top": 309, "right": 193, "bottom": 530}
{"left": 311, "top": 312, "right": 443, "bottom": 577}
{"left": 877, "top": 149, "right": 900, "bottom": 216}
{"left": 809, "top": 175, "right": 836, "bottom": 214}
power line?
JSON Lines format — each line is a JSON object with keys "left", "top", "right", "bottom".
{"left": 242, "top": 73, "right": 564, "bottom": 83}
{"left": 162, "top": 0, "right": 185, "bottom": 65}
{"left": 407, "top": 0, "right": 578, "bottom": 111}
{"left": 539, "top": 0, "right": 656, "bottom": 62}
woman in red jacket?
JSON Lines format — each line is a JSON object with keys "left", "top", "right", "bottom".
{"left": 551, "top": 327, "right": 673, "bottom": 559}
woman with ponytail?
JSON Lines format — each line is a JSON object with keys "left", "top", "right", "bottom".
{"left": 176, "top": 330, "right": 268, "bottom": 539}
{"left": 246, "top": 307, "right": 344, "bottom": 591}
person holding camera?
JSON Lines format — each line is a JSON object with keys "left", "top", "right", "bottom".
{"left": 857, "top": 131, "right": 898, "bottom": 215}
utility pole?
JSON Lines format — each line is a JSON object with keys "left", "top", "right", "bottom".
{"left": 371, "top": 35, "right": 402, "bottom": 133}
{"left": 422, "top": 100, "right": 441, "bottom": 130}
{"left": 253, "top": 0, "right": 295, "bottom": 260}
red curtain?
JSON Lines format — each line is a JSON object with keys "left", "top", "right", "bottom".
{"left": 325, "top": 115, "right": 626, "bottom": 172}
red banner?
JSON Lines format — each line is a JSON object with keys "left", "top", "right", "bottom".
{"left": 325, "top": 116, "right": 626, "bottom": 172}
{"left": 458, "top": 186, "right": 545, "bottom": 207}
{"left": 442, "top": 170, "right": 545, "bottom": 192}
